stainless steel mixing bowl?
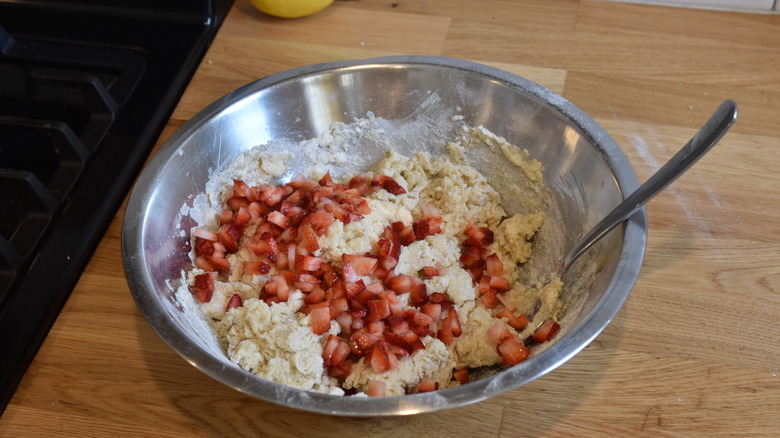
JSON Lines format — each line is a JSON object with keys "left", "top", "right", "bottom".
{"left": 122, "top": 56, "right": 647, "bottom": 416}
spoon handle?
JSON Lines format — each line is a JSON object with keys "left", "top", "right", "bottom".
{"left": 559, "top": 99, "right": 738, "bottom": 275}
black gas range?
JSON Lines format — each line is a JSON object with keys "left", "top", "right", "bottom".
{"left": 0, "top": 0, "right": 233, "bottom": 413}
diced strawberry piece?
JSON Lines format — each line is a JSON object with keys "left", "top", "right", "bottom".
{"left": 437, "top": 322, "right": 454, "bottom": 344}
{"left": 463, "top": 218, "right": 495, "bottom": 246}
{"left": 485, "top": 253, "right": 504, "bottom": 277}
{"left": 259, "top": 185, "right": 285, "bottom": 207}
{"left": 309, "top": 306, "right": 331, "bottom": 335}
{"left": 368, "top": 380, "right": 386, "bottom": 397}
{"left": 243, "top": 260, "right": 271, "bottom": 275}
{"left": 322, "top": 334, "right": 341, "bottom": 366}
{"left": 270, "top": 273, "right": 289, "bottom": 301}
{"left": 420, "top": 303, "right": 442, "bottom": 322}
{"left": 372, "top": 174, "right": 407, "bottom": 195}
{"left": 368, "top": 341, "right": 391, "bottom": 374}
{"left": 248, "top": 201, "right": 269, "bottom": 220}
{"left": 367, "top": 320, "right": 386, "bottom": 335}
{"left": 318, "top": 171, "right": 334, "bottom": 186}
{"left": 420, "top": 266, "right": 439, "bottom": 278}
{"left": 447, "top": 306, "right": 463, "bottom": 336}
{"left": 232, "top": 179, "right": 251, "bottom": 197}
{"left": 218, "top": 223, "right": 241, "bottom": 253}
{"left": 413, "top": 216, "right": 443, "bottom": 241}
{"left": 193, "top": 255, "right": 214, "bottom": 271}
{"left": 304, "top": 211, "right": 335, "bottom": 235}
{"left": 248, "top": 232, "right": 278, "bottom": 261}
{"left": 366, "top": 299, "right": 391, "bottom": 322}
{"left": 460, "top": 245, "right": 484, "bottom": 269}
{"left": 343, "top": 280, "right": 366, "bottom": 299}
{"left": 496, "top": 309, "right": 529, "bottom": 331}
{"left": 335, "top": 312, "right": 353, "bottom": 335}
{"left": 342, "top": 254, "right": 378, "bottom": 276}
{"left": 402, "top": 330, "right": 426, "bottom": 351}
{"left": 489, "top": 275, "right": 511, "bottom": 291}
{"left": 349, "top": 329, "right": 378, "bottom": 356}
{"left": 498, "top": 338, "right": 530, "bottom": 367}
{"left": 331, "top": 340, "right": 351, "bottom": 367}
{"left": 330, "top": 296, "right": 349, "bottom": 314}
{"left": 295, "top": 255, "right": 323, "bottom": 272}
{"left": 397, "top": 226, "right": 416, "bottom": 246}
{"left": 408, "top": 283, "right": 429, "bottom": 306}
{"left": 384, "top": 331, "right": 412, "bottom": 353}
{"left": 365, "top": 281, "right": 385, "bottom": 294}
{"left": 487, "top": 321, "right": 514, "bottom": 345}
{"left": 193, "top": 228, "right": 219, "bottom": 241}
{"left": 232, "top": 206, "right": 252, "bottom": 230}
{"left": 478, "top": 276, "right": 492, "bottom": 294}
{"left": 415, "top": 378, "right": 438, "bottom": 393}
{"left": 298, "top": 222, "right": 320, "bottom": 252}
{"left": 204, "top": 255, "right": 229, "bottom": 272}
{"left": 453, "top": 368, "right": 469, "bottom": 384}
{"left": 226, "top": 196, "right": 249, "bottom": 212}
{"left": 266, "top": 211, "right": 290, "bottom": 229}
{"left": 304, "top": 286, "right": 327, "bottom": 304}
{"left": 193, "top": 238, "right": 215, "bottom": 258}
{"left": 408, "top": 310, "right": 436, "bottom": 338}
{"left": 355, "top": 199, "right": 371, "bottom": 215}
{"left": 328, "top": 359, "right": 353, "bottom": 380}
{"left": 219, "top": 210, "right": 233, "bottom": 225}
{"left": 191, "top": 272, "right": 216, "bottom": 303}
{"left": 466, "top": 266, "right": 485, "bottom": 282}
{"left": 277, "top": 226, "right": 298, "bottom": 243}
{"left": 341, "top": 262, "right": 361, "bottom": 283}
{"left": 531, "top": 319, "right": 561, "bottom": 344}
{"left": 387, "top": 274, "right": 414, "bottom": 294}
{"left": 225, "top": 294, "right": 243, "bottom": 311}
{"left": 300, "top": 301, "right": 329, "bottom": 315}
{"left": 480, "top": 289, "right": 500, "bottom": 308}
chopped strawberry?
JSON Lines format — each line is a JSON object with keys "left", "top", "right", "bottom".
{"left": 204, "top": 255, "right": 229, "bottom": 272}
{"left": 459, "top": 246, "right": 484, "bottom": 269}
{"left": 309, "top": 306, "right": 332, "bottom": 335}
{"left": 415, "top": 378, "right": 438, "bottom": 393}
{"left": 243, "top": 260, "right": 271, "bottom": 275}
{"left": 349, "top": 329, "right": 378, "bottom": 356}
{"left": 218, "top": 223, "right": 241, "bottom": 253}
{"left": 355, "top": 199, "right": 371, "bottom": 215}
{"left": 193, "top": 228, "right": 219, "bottom": 241}
{"left": 531, "top": 319, "right": 561, "bottom": 344}
{"left": 328, "top": 359, "right": 353, "bottom": 380}
{"left": 369, "top": 340, "right": 391, "bottom": 374}
{"left": 407, "top": 310, "right": 436, "bottom": 338}
{"left": 341, "top": 262, "right": 360, "bottom": 283}
{"left": 304, "top": 211, "right": 334, "bottom": 235}
{"left": 480, "top": 289, "right": 500, "bottom": 308}
{"left": 489, "top": 275, "right": 511, "bottom": 291}
{"left": 270, "top": 273, "right": 289, "bottom": 301}
{"left": 496, "top": 308, "right": 529, "bottom": 331}
{"left": 368, "top": 379, "right": 386, "bottom": 397}
{"left": 288, "top": 174, "right": 317, "bottom": 190}
{"left": 408, "top": 283, "right": 429, "bottom": 306}
{"left": 342, "top": 254, "right": 378, "bottom": 276}
{"left": 232, "top": 179, "right": 251, "bottom": 197}
{"left": 487, "top": 321, "right": 514, "bottom": 345}
{"left": 413, "top": 216, "right": 443, "bottom": 241}
{"left": 420, "top": 303, "right": 442, "bottom": 322}
{"left": 343, "top": 280, "right": 366, "bottom": 299}
{"left": 366, "top": 299, "right": 391, "bottom": 322}
{"left": 318, "top": 171, "right": 334, "bottom": 186}
{"left": 485, "top": 253, "right": 504, "bottom": 277}
{"left": 226, "top": 196, "right": 249, "bottom": 212}
{"left": 295, "top": 255, "right": 323, "bottom": 272}
{"left": 420, "top": 266, "right": 439, "bottom": 278}
{"left": 498, "top": 338, "right": 530, "bottom": 367}
{"left": 266, "top": 211, "right": 290, "bottom": 229}
{"left": 387, "top": 274, "right": 415, "bottom": 294}
{"left": 453, "top": 368, "right": 469, "bottom": 384}
{"left": 371, "top": 174, "right": 407, "bottom": 195}
{"left": 191, "top": 272, "right": 216, "bottom": 303}
{"left": 298, "top": 222, "right": 320, "bottom": 252}
{"left": 258, "top": 184, "right": 285, "bottom": 207}
{"left": 446, "top": 306, "right": 462, "bottom": 336}
{"left": 495, "top": 292, "right": 516, "bottom": 312}
{"left": 219, "top": 210, "right": 233, "bottom": 225}
{"left": 322, "top": 334, "right": 341, "bottom": 366}
{"left": 248, "top": 232, "right": 278, "bottom": 261}
{"left": 463, "top": 218, "right": 494, "bottom": 246}
{"left": 303, "top": 286, "right": 327, "bottom": 304}
{"left": 420, "top": 203, "right": 441, "bottom": 219}
{"left": 226, "top": 294, "right": 243, "bottom": 311}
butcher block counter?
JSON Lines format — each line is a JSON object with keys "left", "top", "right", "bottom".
{"left": 3, "top": 1, "right": 779, "bottom": 436}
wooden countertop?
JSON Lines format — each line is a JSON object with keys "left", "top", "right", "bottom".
{"left": 3, "top": 1, "right": 779, "bottom": 436}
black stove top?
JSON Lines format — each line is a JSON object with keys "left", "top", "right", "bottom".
{"left": 0, "top": 0, "right": 232, "bottom": 413}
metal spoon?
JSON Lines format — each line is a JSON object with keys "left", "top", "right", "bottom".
{"left": 558, "top": 99, "right": 738, "bottom": 276}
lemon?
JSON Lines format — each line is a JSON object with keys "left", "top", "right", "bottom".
{"left": 249, "top": 0, "right": 334, "bottom": 19}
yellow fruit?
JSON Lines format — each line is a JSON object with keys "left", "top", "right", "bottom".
{"left": 249, "top": 0, "right": 334, "bottom": 19}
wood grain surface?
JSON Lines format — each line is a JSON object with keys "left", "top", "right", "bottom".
{"left": 3, "top": 1, "right": 779, "bottom": 436}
